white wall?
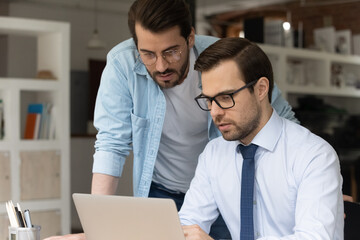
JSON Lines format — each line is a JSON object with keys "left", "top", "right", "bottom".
{"left": 9, "top": 2, "right": 131, "bottom": 71}
{"left": 6, "top": 1, "right": 217, "bottom": 74}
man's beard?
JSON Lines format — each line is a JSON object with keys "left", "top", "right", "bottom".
{"left": 216, "top": 105, "right": 261, "bottom": 142}
{"left": 151, "top": 49, "right": 190, "bottom": 89}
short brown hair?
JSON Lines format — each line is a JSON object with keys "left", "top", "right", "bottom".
{"left": 195, "top": 37, "right": 273, "bottom": 102}
{"left": 128, "top": 0, "right": 192, "bottom": 46}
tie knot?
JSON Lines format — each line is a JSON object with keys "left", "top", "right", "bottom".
{"left": 238, "top": 143, "right": 258, "bottom": 159}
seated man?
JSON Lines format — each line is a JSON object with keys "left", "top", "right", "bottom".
{"left": 179, "top": 37, "right": 344, "bottom": 240}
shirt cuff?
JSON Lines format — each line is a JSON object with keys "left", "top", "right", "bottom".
{"left": 92, "top": 150, "right": 125, "bottom": 177}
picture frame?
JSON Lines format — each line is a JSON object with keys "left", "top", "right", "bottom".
{"left": 335, "top": 30, "right": 352, "bottom": 55}
{"left": 314, "top": 26, "right": 335, "bottom": 53}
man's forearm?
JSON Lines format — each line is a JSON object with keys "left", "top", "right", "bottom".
{"left": 91, "top": 173, "right": 119, "bottom": 195}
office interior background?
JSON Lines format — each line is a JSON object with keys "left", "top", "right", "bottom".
{"left": 1, "top": 0, "right": 360, "bottom": 238}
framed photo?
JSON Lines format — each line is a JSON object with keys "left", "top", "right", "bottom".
{"left": 335, "top": 30, "right": 351, "bottom": 55}
{"left": 314, "top": 26, "right": 335, "bottom": 53}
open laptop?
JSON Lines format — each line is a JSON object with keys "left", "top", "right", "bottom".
{"left": 73, "top": 193, "right": 185, "bottom": 240}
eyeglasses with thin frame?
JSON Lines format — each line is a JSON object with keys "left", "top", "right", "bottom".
{"left": 138, "top": 42, "right": 186, "bottom": 66}
{"left": 194, "top": 79, "right": 258, "bottom": 111}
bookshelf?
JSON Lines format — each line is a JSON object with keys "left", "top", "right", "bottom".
{"left": 0, "top": 17, "right": 70, "bottom": 239}
{"left": 260, "top": 44, "right": 360, "bottom": 200}
{"left": 258, "top": 44, "right": 360, "bottom": 103}
{"left": 259, "top": 44, "right": 360, "bottom": 143}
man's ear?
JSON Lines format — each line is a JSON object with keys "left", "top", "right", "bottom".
{"left": 256, "top": 77, "right": 269, "bottom": 102}
{"left": 188, "top": 27, "right": 195, "bottom": 48}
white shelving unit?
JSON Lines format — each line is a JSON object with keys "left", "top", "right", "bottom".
{"left": 259, "top": 44, "right": 360, "bottom": 111}
{"left": 0, "top": 17, "right": 70, "bottom": 239}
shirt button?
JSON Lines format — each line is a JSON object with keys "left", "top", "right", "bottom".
{"left": 253, "top": 200, "right": 257, "bottom": 205}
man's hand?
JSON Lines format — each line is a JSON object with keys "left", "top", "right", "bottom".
{"left": 343, "top": 195, "right": 354, "bottom": 202}
{"left": 182, "top": 225, "right": 214, "bottom": 240}
{"left": 343, "top": 194, "right": 354, "bottom": 219}
{"left": 43, "top": 233, "right": 85, "bottom": 240}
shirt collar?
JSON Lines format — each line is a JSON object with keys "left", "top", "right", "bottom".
{"left": 250, "top": 109, "right": 283, "bottom": 152}
{"left": 134, "top": 53, "right": 148, "bottom": 76}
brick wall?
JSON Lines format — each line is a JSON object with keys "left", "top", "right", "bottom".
{"left": 285, "top": 1, "right": 360, "bottom": 48}
{"left": 212, "top": 1, "right": 360, "bottom": 48}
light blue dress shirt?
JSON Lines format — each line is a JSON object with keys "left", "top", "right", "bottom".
{"left": 179, "top": 110, "right": 344, "bottom": 240}
{"left": 92, "top": 35, "right": 298, "bottom": 197}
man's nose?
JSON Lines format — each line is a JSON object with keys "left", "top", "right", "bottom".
{"left": 210, "top": 100, "right": 225, "bottom": 117}
{"left": 155, "top": 55, "right": 169, "bottom": 73}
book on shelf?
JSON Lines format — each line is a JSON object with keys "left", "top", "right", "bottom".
{"left": 24, "top": 103, "right": 54, "bottom": 140}
{"left": 24, "top": 112, "right": 38, "bottom": 139}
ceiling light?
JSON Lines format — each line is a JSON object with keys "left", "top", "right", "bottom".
{"left": 88, "top": 0, "right": 106, "bottom": 49}
{"left": 88, "top": 29, "right": 106, "bottom": 49}
{"left": 283, "top": 22, "right": 291, "bottom": 31}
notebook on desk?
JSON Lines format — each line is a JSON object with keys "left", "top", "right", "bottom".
{"left": 73, "top": 193, "right": 185, "bottom": 240}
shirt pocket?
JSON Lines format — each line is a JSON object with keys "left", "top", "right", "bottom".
{"left": 130, "top": 113, "right": 150, "bottom": 161}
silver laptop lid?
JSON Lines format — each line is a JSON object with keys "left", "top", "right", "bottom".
{"left": 73, "top": 193, "right": 185, "bottom": 240}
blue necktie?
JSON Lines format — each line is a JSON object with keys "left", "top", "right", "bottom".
{"left": 238, "top": 143, "right": 258, "bottom": 240}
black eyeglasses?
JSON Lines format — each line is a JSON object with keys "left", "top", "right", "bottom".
{"left": 194, "top": 79, "right": 258, "bottom": 111}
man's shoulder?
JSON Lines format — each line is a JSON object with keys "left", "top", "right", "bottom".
{"left": 107, "top": 38, "right": 138, "bottom": 60}
{"left": 194, "top": 35, "right": 219, "bottom": 53}
{"left": 282, "top": 117, "right": 335, "bottom": 152}
{"left": 105, "top": 38, "right": 148, "bottom": 75}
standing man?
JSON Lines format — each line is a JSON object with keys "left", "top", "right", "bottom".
{"left": 45, "top": 0, "right": 297, "bottom": 239}
{"left": 179, "top": 37, "right": 344, "bottom": 240}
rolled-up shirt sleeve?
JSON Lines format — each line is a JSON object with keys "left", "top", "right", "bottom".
{"left": 93, "top": 55, "right": 133, "bottom": 177}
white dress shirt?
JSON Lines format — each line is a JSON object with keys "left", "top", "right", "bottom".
{"left": 179, "top": 110, "right": 344, "bottom": 240}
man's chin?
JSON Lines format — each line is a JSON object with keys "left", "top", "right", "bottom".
{"left": 155, "top": 78, "right": 181, "bottom": 89}
{"left": 220, "top": 131, "right": 232, "bottom": 141}
{"left": 221, "top": 129, "right": 242, "bottom": 141}
{"left": 157, "top": 81, "right": 176, "bottom": 89}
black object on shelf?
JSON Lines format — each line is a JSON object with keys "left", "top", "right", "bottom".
{"left": 244, "top": 17, "right": 264, "bottom": 43}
